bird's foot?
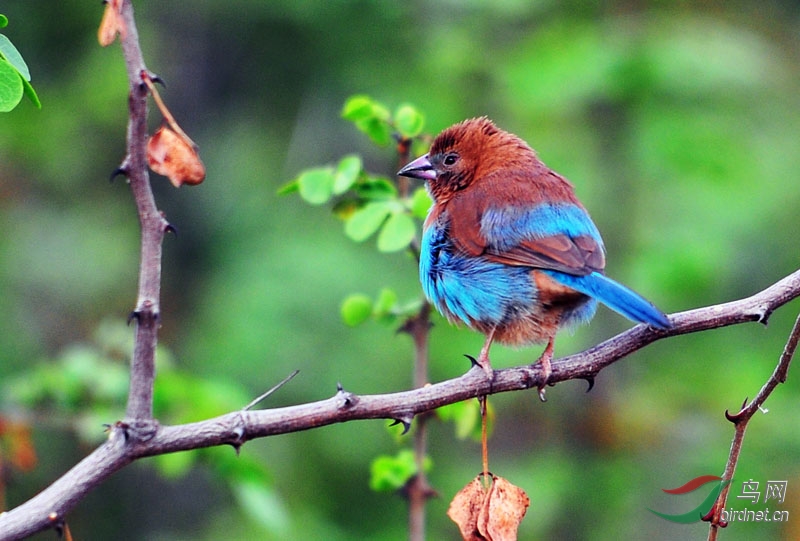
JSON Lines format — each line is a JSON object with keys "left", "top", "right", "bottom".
{"left": 477, "top": 351, "right": 495, "bottom": 380}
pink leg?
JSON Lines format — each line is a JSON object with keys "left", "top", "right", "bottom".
{"left": 534, "top": 337, "right": 554, "bottom": 402}
{"left": 477, "top": 327, "right": 496, "bottom": 379}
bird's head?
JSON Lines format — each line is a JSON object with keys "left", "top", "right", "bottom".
{"left": 397, "top": 117, "right": 537, "bottom": 203}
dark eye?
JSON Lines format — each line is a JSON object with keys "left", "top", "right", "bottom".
{"left": 443, "top": 153, "right": 459, "bottom": 166}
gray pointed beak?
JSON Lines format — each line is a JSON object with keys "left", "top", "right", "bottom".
{"left": 397, "top": 154, "right": 436, "bottom": 181}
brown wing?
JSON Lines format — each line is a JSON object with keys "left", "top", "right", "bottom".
{"left": 445, "top": 169, "right": 606, "bottom": 275}
{"left": 484, "top": 233, "right": 605, "bottom": 275}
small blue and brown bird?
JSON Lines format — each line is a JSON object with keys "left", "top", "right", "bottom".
{"left": 398, "top": 117, "right": 670, "bottom": 397}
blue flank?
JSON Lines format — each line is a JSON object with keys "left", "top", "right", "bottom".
{"left": 421, "top": 221, "right": 598, "bottom": 330}
{"left": 544, "top": 270, "right": 671, "bottom": 328}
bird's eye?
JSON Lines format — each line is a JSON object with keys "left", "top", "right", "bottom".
{"left": 443, "top": 153, "right": 459, "bottom": 166}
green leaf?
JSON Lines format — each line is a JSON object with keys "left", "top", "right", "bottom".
{"left": 409, "top": 187, "right": 432, "bottom": 219}
{"left": 370, "top": 450, "right": 431, "bottom": 492}
{"left": 333, "top": 154, "right": 362, "bottom": 194}
{"left": 21, "top": 77, "right": 40, "bottom": 108}
{"left": 0, "top": 34, "right": 30, "bottom": 80}
{"left": 296, "top": 167, "right": 334, "bottom": 205}
{"left": 344, "top": 201, "right": 391, "bottom": 242}
{"left": 355, "top": 117, "right": 392, "bottom": 146}
{"left": 377, "top": 211, "right": 416, "bottom": 252}
{"left": 341, "top": 294, "right": 373, "bottom": 326}
{"left": 394, "top": 104, "right": 425, "bottom": 138}
{"left": 276, "top": 179, "right": 299, "bottom": 195}
{"left": 0, "top": 58, "right": 23, "bottom": 112}
{"left": 0, "top": 15, "right": 8, "bottom": 29}
{"left": 373, "top": 288, "right": 398, "bottom": 318}
{"left": 371, "top": 101, "right": 390, "bottom": 121}
{"left": 354, "top": 176, "right": 398, "bottom": 200}
{"left": 341, "top": 94, "right": 375, "bottom": 121}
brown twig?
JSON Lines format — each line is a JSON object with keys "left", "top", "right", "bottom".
{"left": 705, "top": 310, "right": 799, "bottom": 540}
{"left": 402, "top": 302, "right": 435, "bottom": 541}
{"left": 242, "top": 370, "right": 301, "bottom": 411}
{"left": 116, "top": 0, "right": 169, "bottom": 426}
{"left": 396, "top": 136, "right": 433, "bottom": 541}
{"left": 2, "top": 269, "right": 800, "bottom": 539}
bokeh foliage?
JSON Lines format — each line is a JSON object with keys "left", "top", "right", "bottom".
{"left": 1, "top": 1, "right": 800, "bottom": 539}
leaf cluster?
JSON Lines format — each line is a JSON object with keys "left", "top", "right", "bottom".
{"left": 280, "top": 96, "right": 433, "bottom": 330}
{"left": 0, "top": 15, "right": 40, "bottom": 112}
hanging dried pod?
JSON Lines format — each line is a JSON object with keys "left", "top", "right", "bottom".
{"left": 448, "top": 474, "right": 530, "bottom": 541}
{"left": 147, "top": 125, "right": 206, "bottom": 188}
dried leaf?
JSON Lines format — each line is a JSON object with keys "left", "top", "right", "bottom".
{"left": 479, "top": 476, "right": 530, "bottom": 541}
{"left": 0, "top": 417, "right": 37, "bottom": 471}
{"left": 98, "top": 0, "right": 127, "bottom": 47}
{"left": 448, "top": 474, "right": 530, "bottom": 541}
{"left": 147, "top": 126, "right": 206, "bottom": 187}
{"left": 448, "top": 476, "right": 487, "bottom": 541}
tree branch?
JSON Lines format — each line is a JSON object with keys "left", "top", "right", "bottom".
{"left": 118, "top": 0, "right": 169, "bottom": 424}
{"left": 705, "top": 308, "right": 799, "bottom": 539}
{"left": 1, "top": 269, "right": 799, "bottom": 539}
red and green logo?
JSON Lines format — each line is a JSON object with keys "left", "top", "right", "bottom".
{"left": 648, "top": 475, "right": 731, "bottom": 523}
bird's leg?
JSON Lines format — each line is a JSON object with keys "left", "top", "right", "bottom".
{"left": 533, "top": 337, "right": 554, "bottom": 402}
{"left": 477, "top": 328, "right": 497, "bottom": 379}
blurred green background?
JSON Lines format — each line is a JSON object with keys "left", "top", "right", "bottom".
{"left": 2, "top": 1, "right": 800, "bottom": 539}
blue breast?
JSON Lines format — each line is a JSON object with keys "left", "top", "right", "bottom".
{"left": 420, "top": 214, "right": 537, "bottom": 328}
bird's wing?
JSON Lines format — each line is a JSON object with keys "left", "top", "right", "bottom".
{"left": 447, "top": 171, "right": 606, "bottom": 276}
{"left": 485, "top": 233, "right": 604, "bottom": 275}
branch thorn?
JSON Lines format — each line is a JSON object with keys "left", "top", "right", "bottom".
{"left": 335, "top": 383, "right": 358, "bottom": 409}
{"left": 389, "top": 415, "right": 414, "bottom": 435}
{"left": 725, "top": 402, "right": 747, "bottom": 423}
{"left": 464, "top": 354, "right": 479, "bottom": 368}
{"left": 757, "top": 305, "right": 772, "bottom": 325}
{"left": 109, "top": 167, "right": 128, "bottom": 182}
{"left": 149, "top": 72, "right": 166, "bottom": 88}
{"left": 581, "top": 376, "right": 596, "bottom": 393}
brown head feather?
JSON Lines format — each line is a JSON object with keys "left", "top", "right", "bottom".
{"left": 426, "top": 117, "right": 543, "bottom": 203}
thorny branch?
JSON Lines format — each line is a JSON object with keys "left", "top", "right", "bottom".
{"left": 1, "top": 269, "right": 799, "bottom": 539}
{"left": 116, "top": 0, "right": 169, "bottom": 426}
{"left": 704, "top": 310, "right": 799, "bottom": 541}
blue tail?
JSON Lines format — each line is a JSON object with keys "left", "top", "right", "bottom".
{"left": 546, "top": 271, "right": 671, "bottom": 329}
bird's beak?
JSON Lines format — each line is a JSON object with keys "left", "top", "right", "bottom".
{"left": 397, "top": 154, "right": 437, "bottom": 181}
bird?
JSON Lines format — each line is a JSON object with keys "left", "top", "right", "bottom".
{"left": 398, "top": 117, "right": 670, "bottom": 399}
